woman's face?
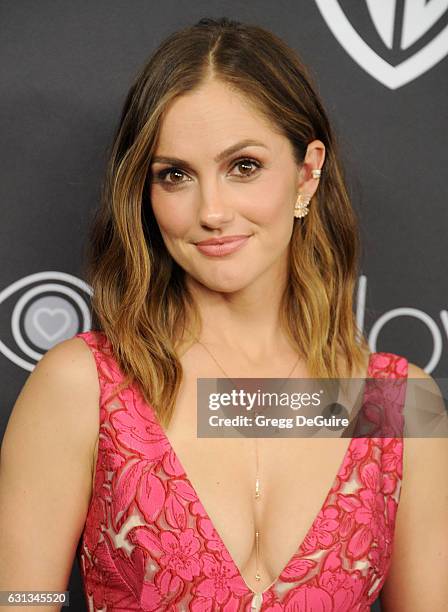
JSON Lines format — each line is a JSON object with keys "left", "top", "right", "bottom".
{"left": 149, "top": 79, "right": 315, "bottom": 294}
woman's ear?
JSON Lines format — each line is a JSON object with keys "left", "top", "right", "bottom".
{"left": 296, "top": 139, "right": 326, "bottom": 198}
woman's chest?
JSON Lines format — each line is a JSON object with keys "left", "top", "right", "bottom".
{"left": 146, "top": 377, "right": 358, "bottom": 593}
{"left": 82, "top": 337, "right": 406, "bottom": 606}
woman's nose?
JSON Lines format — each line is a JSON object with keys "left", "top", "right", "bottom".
{"left": 197, "top": 192, "right": 233, "bottom": 227}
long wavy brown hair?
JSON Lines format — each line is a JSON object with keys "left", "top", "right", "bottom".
{"left": 82, "top": 16, "right": 370, "bottom": 429}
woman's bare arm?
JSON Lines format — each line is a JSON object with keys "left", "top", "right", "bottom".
{"left": 380, "top": 363, "right": 448, "bottom": 611}
{"left": 0, "top": 337, "right": 100, "bottom": 610}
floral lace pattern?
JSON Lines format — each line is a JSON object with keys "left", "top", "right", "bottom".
{"left": 75, "top": 331, "right": 408, "bottom": 611}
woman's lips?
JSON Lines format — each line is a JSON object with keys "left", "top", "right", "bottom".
{"left": 195, "top": 236, "right": 250, "bottom": 257}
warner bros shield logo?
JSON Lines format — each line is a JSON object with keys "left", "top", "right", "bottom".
{"left": 314, "top": 0, "right": 448, "bottom": 89}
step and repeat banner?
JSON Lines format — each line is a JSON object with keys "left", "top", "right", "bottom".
{"left": 1, "top": 2, "right": 447, "bottom": 610}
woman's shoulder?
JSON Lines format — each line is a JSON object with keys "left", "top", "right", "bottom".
{"left": 0, "top": 336, "right": 102, "bottom": 590}
{"left": 404, "top": 359, "right": 446, "bottom": 432}
{"left": 380, "top": 359, "right": 448, "bottom": 607}
{"left": 38, "top": 333, "right": 102, "bottom": 397}
{"left": 32, "top": 335, "right": 102, "bottom": 458}
{"left": 406, "top": 361, "right": 431, "bottom": 379}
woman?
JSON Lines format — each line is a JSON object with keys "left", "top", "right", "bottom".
{"left": 1, "top": 17, "right": 447, "bottom": 612}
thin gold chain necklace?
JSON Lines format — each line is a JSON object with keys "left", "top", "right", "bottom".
{"left": 194, "top": 337, "right": 300, "bottom": 590}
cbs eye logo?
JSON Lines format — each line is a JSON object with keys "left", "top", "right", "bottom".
{"left": 0, "top": 271, "right": 92, "bottom": 371}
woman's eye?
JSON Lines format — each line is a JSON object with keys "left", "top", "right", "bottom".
{"left": 155, "top": 167, "right": 187, "bottom": 184}
{"left": 230, "top": 158, "right": 261, "bottom": 177}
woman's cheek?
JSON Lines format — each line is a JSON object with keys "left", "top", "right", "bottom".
{"left": 152, "top": 199, "right": 192, "bottom": 238}
{"left": 247, "top": 192, "right": 291, "bottom": 225}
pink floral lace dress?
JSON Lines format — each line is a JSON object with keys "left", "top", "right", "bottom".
{"left": 75, "top": 330, "right": 408, "bottom": 611}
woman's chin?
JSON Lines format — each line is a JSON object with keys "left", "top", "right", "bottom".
{"left": 197, "top": 273, "right": 254, "bottom": 294}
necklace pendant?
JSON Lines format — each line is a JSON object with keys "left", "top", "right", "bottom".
{"left": 255, "top": 478, "right": 260, "bottom": 499}
{"left": 255, "top": 570, "right": 261, "bottom": 581}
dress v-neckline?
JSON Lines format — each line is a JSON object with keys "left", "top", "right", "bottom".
{"left": 145, "top": 353, "right": 375, "bottom": 598}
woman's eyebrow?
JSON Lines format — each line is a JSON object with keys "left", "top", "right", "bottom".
{"left": 151, "top": 138, "right": 268, "bottom": 166}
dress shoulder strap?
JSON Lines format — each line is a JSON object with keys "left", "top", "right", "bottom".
{"left": 368, "top": 351, "right": 409, "bottom": 379}
{"left": 354, "top": 351, "right": 409, "bottom": 438}
{"left": 75, "top": 330, "right": 128, "bottom": 403}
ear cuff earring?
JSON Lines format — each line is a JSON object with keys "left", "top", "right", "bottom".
{"left": 294, "top": 168, "right": 322, "bottom": 219}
